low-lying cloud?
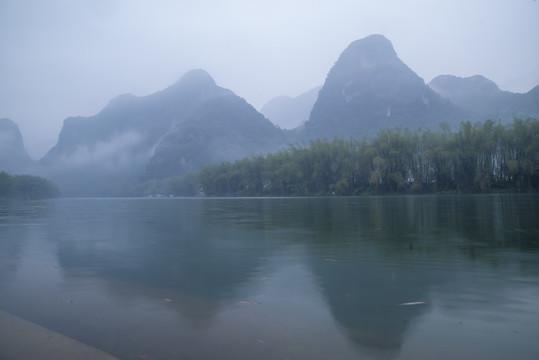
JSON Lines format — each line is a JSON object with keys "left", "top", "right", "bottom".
{"left": 59, "top": 131, "right": 149, "bottom": 170}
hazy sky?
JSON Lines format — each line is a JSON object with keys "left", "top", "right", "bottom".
{"left": 1, "top": 0, "right": 538, "bottom": 159}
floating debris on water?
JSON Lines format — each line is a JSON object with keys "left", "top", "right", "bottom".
{"left": 399, "top": 301, "right": 426, "bottom": 306}
{"left": 239, "top": 300, "right": 261, "bottom": 304}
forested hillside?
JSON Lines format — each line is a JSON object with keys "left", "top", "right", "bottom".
{"left": 154, "top": 118, "right": 539, "bottom": 196}
{"left": 0, "top": 171, "right": 59, "bottom": 198}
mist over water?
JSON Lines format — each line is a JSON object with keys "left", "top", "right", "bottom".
{"left": 1, "top": 1, "right": 538, "bottom": 159}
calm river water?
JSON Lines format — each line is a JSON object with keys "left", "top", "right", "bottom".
{"left": 1, "top": 195, "right": 538, "bottom": 359}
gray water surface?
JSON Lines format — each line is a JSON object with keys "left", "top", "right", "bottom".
{"left": 1, "top": 195, "right": 538, "bottom": 359}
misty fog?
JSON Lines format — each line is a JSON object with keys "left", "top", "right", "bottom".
{"left": 1, "top": 0, "right": 538, "bottom": 159}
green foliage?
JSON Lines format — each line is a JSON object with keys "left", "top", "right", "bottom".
{"left": 0, "top": 171, "right": 60, "bottom": 198}
{"left": 163, "top": 173, "right": 200, "bottom": 196}
{"left": 193, "top": 118, "right": 539, "bottom": 196}
{"left": 0, "top": 171, "right": 13, "bottom": 197}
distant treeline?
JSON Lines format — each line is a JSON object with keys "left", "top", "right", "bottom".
{"left": 0, "top": 171, "right": 60, "bottom": 198}
{"left": 137, "top": 118, "right": 539, "bottom": 196}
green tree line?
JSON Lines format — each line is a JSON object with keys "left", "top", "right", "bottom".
{"left": 0, "top": 171, "right": 60, "bottom": 198}
{"left": 139, "top": 118, "right": 539, "bottom": 196}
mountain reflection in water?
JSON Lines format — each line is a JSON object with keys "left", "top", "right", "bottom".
{"left": 0, "top": 195, "right": 538, "bottom": 359}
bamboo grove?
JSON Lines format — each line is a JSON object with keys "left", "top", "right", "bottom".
{"left": 161, "top": 118, "right": 539, "bottom": 196}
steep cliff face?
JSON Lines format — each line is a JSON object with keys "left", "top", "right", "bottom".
{"left": 0, "top": 118, "right": 34, "bottom": 174}
{"left": 38, "top": 70, "right": 239, "bottom": 195}
{"left": 144, "top": 94, "right": 286, "bottom": 179}
{"left": 42, "top": 69, "right": 231, "bottom": 167}
{"left": 305, "top": 34, "right": 464, "bottom": 139}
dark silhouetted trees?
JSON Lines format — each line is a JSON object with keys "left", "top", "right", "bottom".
{"left": 0, "top": 171, "right": 60, "bottom": 198}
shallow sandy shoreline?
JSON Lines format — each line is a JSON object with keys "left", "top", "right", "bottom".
{"left": 0, "top": 310, "right": 118, "bottom": 360}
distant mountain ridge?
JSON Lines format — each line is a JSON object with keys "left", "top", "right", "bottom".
{"left": 42, "top": 69, "right": 231, "bottom": 166}
{"left": 0, "top": 118, "right": 34, "bottom": 174}
{"left": 2, "top": 34, "right": 538, "bottom": 196}
{"left": 428, "top": 74, "right": 539, "bottom": 121}
{"left": 260, "top": 86, "right": 321, "bottom": 129}
{"left": 37, "top": 69, "right": 284, "bottom": 195}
